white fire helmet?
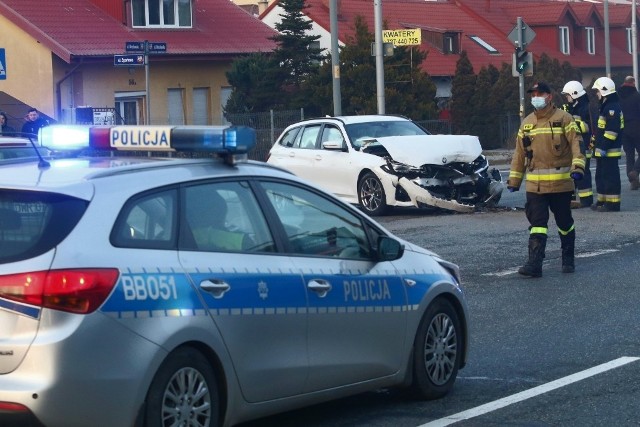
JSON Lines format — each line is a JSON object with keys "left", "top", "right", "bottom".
{"left": 592, "top": 77, "right": 616, "bottom": 96}
{"left": 561, "top": 81, "right": 586, "bottom": 100}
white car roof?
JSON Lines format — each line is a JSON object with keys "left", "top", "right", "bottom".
{"left": 307, "top": 115, "right": 410, "bottom": 125}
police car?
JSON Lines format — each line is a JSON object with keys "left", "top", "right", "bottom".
{"left": 0, "top": 125, "right": 469, "bottom": 427}
{"left": 0, "top": 135, "right": 53, "bottom": 162}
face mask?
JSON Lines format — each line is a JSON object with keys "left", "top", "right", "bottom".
{"left": 531, "top": 96, "right": 547, "bottom": 109}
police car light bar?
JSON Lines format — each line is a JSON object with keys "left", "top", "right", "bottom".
{"left": 39, "top": 125, "right": 256, "bottom": 153}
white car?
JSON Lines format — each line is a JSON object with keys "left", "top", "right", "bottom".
{"left": 267, "top": 115, "right": 504, "bottom": 215}
{"left": 0, "top": 124, "right": 469, "bottom": 427}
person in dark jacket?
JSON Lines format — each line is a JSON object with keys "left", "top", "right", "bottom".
{"left": 0, "top": 111, "right": 16, "bottom": 135}
{"left": 591, "top": 77, "right": 623, "bottom": 212}
{"left": 561, "top": 80, "right": 595, "bottom": 207}
{"left": 617, "top": 75, "right": 640, "bottom": 190}
{"left": 21, "top": 108, "right": 49, "bottom": 138}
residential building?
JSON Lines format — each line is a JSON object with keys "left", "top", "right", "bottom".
{"left": 261, "top": 0, "right": 639, "bottom": 99}
{"left": 0, "top": 0, "right": 276, "bottom": 127}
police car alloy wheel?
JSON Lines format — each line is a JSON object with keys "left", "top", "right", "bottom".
{"left": 144, "top": 348, "right": 219, "bottom": 427}
{"left": 411, "top": 298, "right": 462, "bottom": 399}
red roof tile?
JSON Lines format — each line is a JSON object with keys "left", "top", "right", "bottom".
{"left": 0, "top": 0, "right": 277, "bottom": 62}
{"left": 265, "top": 0, "right": 638, "bottom": 77}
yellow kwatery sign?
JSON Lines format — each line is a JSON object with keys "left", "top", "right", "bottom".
{"left": 382, "top": 29, "right": 421, "bottom": 46}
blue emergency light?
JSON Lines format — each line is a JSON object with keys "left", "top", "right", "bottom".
{"left": 38, "top": 125, "right": 256, "bottom": 154}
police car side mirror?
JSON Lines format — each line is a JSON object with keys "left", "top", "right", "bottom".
{"left": 376, "top": 236, "right": 404, "bottom": 262}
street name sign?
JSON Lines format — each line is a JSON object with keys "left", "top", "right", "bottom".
{"left": 114, "top": 54, "right": 144, "bottom": 67}
{"left": 125, "top": 41, "right": 145, "bottom": 52}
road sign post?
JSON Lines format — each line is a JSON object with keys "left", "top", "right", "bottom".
{"left": 121, "top": 41, "right": 167, "bottom": 125}
{"left": 508, "top": 18, "right": 536, "bottom": 123}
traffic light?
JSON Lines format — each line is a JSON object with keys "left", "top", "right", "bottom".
{"left": 513, "top": 47, "right": 532, "bottom": 75}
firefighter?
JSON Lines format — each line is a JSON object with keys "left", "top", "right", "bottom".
{"left": 561, "top": 80, "right": 594, "bottom": 208}
{"left": 591, "top": 77, "right": 623, "bottom": 212}
{"left": 507, "top": 82, "right": 585, "bottom": 277}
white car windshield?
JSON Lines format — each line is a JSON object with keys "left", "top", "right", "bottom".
{"left": 345, "top": 120, "right": 430, "bottom": 149}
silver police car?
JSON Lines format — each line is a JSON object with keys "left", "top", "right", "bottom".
{"left": 0, "top": 125, "right": 469, "bottom": 427}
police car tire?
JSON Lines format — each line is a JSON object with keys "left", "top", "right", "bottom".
{"left": 410, "top": 298, "right": 462, "bottom": 400}
{"left": 144, "top": 347, "right": 220, "bottom": 427}
{"left": 358, "top": 172, "right": 387, "bottom": 216}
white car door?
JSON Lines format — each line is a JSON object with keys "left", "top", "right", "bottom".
{"left": 306, "top": 124, "right": 360, "bottom": 200}
{"left": 269, "top": 124, "right": 321, "bottom": 182}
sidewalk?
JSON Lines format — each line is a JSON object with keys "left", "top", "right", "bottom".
{"left": 484, "top": 149, "right": 512, "bottom": 167}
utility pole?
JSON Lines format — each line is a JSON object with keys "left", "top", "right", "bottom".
{"left": 330, "top": 0, "right": 341, "bottom": 115}
{"left": 605, "top": 0, "right": 611, "bottom": 77}
{"left": 633, "top": 0, "right": 638, "bottom": 88}
{"left": 374, "top": 0, "right": 385, "bottom": 114}
{"left": 517, "top": 18, "right": 525, "bottom": 123}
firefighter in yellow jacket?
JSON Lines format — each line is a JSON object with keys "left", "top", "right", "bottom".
{"left": 507, "top": 82, "right": 586, "bottom": 277}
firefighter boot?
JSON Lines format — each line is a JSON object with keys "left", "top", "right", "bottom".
{"left": 518, "top": 235, "right": 547, "bottom": 278}
{"left": 560, "top": 230, "right": 575, "bottom": 273}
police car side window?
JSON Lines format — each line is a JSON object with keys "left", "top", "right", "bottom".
{"left": 111, "top": 189, "right": 177, "bottom": 249}
{"left": 260, "top": 182, "right": 372, "bottom": 260}
{"left": 182, "top": 181, "right": 275, "bottom": 253}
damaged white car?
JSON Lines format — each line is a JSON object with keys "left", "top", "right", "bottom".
{"left": 267, "top": 115, "right": 504, "bottom": 215}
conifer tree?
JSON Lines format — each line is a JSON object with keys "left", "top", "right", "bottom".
{"left": 450, "top": 51, "right": 476, "bottom": 134}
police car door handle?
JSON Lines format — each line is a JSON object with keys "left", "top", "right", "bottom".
{"left": 307, "top": 279, "right": 332, "bottom": 298}
{"left": 200, "top": 279, "right": 230, "bottom": 299}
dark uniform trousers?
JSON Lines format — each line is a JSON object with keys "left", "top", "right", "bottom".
{"left": 594, "top": 157, "right": 621, "bottom": 210}
{"left": 525, "top": 191, "right": 575, "bottom": 237}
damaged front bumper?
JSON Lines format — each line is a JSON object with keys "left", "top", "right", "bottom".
{"left": 382, "top": 156, "right": 505, "bottom": 213}
{"left": 398, "top": 177, "right": 504, "bottom": 212}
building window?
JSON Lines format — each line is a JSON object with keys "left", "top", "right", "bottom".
{"left": 444, "top": 36, "right": 454, "bottom": 54}
{"left": 192, "top": 88, "right": 210, "bottom": 125}
{"left": 167, "top": 88, "right": 185, "bottom": 125}
{"left": 586, "top": 27, "right": 595, "bottom": 55}
{"left": 628, "top": 27, "right": 633, "bottom": 54}
{"left": 468, "top": 35, "right": 498, "bottom": 54}
{"left": 559, "top": 26, "right": 570, "bottom": 55}
{"left": 132, "top": 0, "right": 192, "bottom": 28}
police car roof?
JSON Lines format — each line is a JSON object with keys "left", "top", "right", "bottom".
{"left": 0, "top": 156, "right": 291, "bottom": 199}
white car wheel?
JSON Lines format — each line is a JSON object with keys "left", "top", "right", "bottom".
{"left": 358, "top": 172, "right": 387, "bottom": 216}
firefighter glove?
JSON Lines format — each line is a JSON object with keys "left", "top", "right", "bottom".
{"left": 507, "top": 186, "right": 519, "bottom": 192}
{"left": 588, "top": 137, "right": 595, "bottom": 151}
{"left": 570, "top": 171, "right": 583, "bottom": 181}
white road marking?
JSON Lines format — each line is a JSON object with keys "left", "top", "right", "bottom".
{"left": 482, "top": 248, "right": 619, "bottom": 276}
{"left": 575, "top": 249, "right": 618, "bottom": 258}
{"left": 418, "top": 357, "right": 640, "bottom": 427}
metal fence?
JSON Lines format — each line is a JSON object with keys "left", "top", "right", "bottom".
{"left": 225, "top": 109, "right": 305, "bottom": 161}
{"left": 225, "top": 109, "right": 455, "bottom": 161}
{"left": 500, "top": 114, "right": 521, "bottom": 149}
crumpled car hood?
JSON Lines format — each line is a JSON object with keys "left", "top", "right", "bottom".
{"left": 374, "top": 135, "right": 483, "bottom": 165}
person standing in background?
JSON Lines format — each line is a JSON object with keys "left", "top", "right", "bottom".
{"left": 617, "top": 76, "right": 640, "bottom": 190}
{"left": 21, "top": 108, "right": 49, "bottom": 138}
{"left": 561, "top": 81, "right": 595, "bottom": 207}
{"left": 591, "top": 77, "right": 623, "bottom": 212}
{"left": 0, "top": 112, "right": 16, "bottom": 135}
